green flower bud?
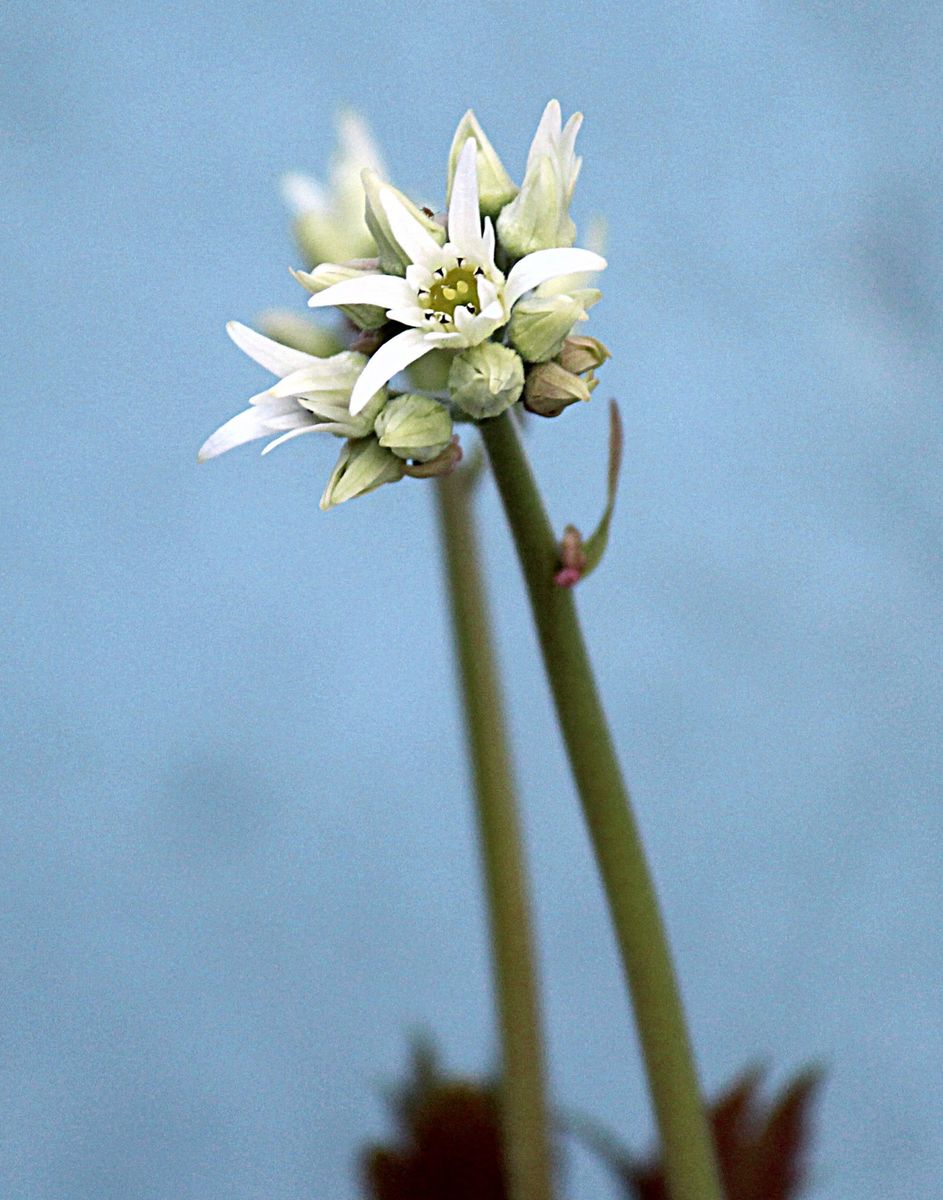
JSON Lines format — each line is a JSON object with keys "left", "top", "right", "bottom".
{"left": 407, "top": 348, "right": 453, "bottom": 393}
{"left": 496, "top": 100, "right": 582, "bottom": 259}
{"left": 374, "top": 394, "right": 453, "bottom": 463}
{"left": 447, "top": 111, "right": 518, "bottom": 218}
{"left": 508, "top": 288, "right": 601, "bottom": 363}
{"left": 320, "top": 437, "right": 404, "bottom": 510}
{"left": 497, "top": 156, "right": 571, "bottom": 260}
{"left": 291, "top": 263, "right": 388, "bottom": 331}
{"left": 402, "top": 439, "right": 463, "bottom": 478}
{"left": 557, "top": 334, "right": 611, "bottom": 375}
{"left": 258, "top": 309, "right": 344, "bottom": 358}
{"left": 281, "top": 112, "right": 385, "bottom": 266}
{"left": 448, "top": 343, "right": 525, "bottom": 420}
{"left": 523, "top": 361, "right": 593, "bottom": 418}
{"left": 292, "top": 209, "right": 375, "bottom": 271}
{"left": 362, "top": 169, "right": 446, "bottom": 276}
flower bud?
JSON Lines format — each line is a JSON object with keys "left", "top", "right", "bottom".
{"left": 281, "top": 112, "right": 385, "bottom": 267}
{"left": 508, "top": 288, "right": 601, "bottom": 363}
{"left": 291, "top": 207, "right": 375, "bottom": 271}
{"left": 402, "top": 437, "right": 463, "bottom": 478}
{"left": 291, "top": 263, "right": 388, "bottom": 331}
{"left": 496, "top": 100, "right": 582, "bottom": 259}
{"left": 523, "top": 361, "right": 593, "bottom": 418}
{"left": 259, "top": 309, "right": 344, "bottom": 358}
{"left": 374, "top": 394, "right": 453, "bottom": 463}
{"left": 557, "top": 334, "right": 611, "bottom": 375}
{"left": 448, "top": 343, "right": 525, "bottom": 420}
{"left": 407, "top": 348, "right": 453, "bottom": 393}
{"left": 320, "top": 437, "right": 404, "bottom": 510}
{"left": 362, "top": 169, "right": 446, "bottom": 276}
{"left": 446, "top": 112, "right": 518, "bottom": 217}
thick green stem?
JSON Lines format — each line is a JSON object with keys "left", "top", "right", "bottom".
{"left": 435, "top": 469, "right": 555, "bottom": 1200}
{"left": 480, "top": 412, "right": 724, "bottom": 1200}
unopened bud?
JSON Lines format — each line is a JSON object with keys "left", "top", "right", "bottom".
{"left": 258, "top": 310, "right": 344, "bottom": 358}
{"left": 402, "top": 437, "right": 464, "bottom": 478}
{"left": 292, "top": 263, "right": 388, "bottom": 330}
{"left": 292, "top": 210, "right": 375, "bottom": 272}
{"left": 497, "top": 155, "right": 572, "bottom": 260}
{"left": 448, "top": 343, "right": 525, "bottom": 420}
{"left": 374, "top": 394, "right": 453, "bottom": 463}
{"left": 496, "top": 100, "right": 582, "bottom": 258}
{"left": 320, "top": 437, "right": 404, "bottom": 510}
{"left": 362, "top": 170, "right": 446, "bottom": 276}
{"left": 523, "top": 361, "right": 593, "bottom": 418}
{"left": 508, "top": 288, "right": 600, "bottom": 363}
{"left": 407, "top": 348, "right": 453, "bottom": 393}
{"left": 557, "top": 334, "right": 611, "bottom": 375}
{"left": 447, "top": 113, "right": 518, "bottom": 217}
{"left": 555, "top": 525, "right": 587, "bottom": 587}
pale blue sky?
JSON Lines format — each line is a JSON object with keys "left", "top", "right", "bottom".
{"left": 2, "top": 2, "right": 942, "bottom": 1197}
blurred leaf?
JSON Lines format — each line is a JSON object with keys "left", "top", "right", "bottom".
{"left": 555, "top": 400, "right": 624, "bottom": 587}
{"left": 570, "top": 1064, "right": 823, "bottom": 1200}
{"left": 361, "top": 1040, "right": 507, "bottom": 1200}
{"left": 580, "top": 399, "right": 623, "bottom": 579}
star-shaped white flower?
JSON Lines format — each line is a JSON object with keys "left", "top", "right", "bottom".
{"left": 198, "top": 322, "right": 385, "bottom": 461}
{"left": 305, "top": 139, "right": 606, "bottom": 415}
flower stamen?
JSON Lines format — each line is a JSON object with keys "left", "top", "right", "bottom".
{"left": 420, "top": 264, "right": 482, "bottom": 323}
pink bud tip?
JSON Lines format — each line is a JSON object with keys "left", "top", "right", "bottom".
{"left": 554, "top": 566, "right": 582, "bottom": 588}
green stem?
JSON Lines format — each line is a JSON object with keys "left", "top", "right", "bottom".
{"left": 435, "top": 469, "right": 555, "bottom": 1200}
{"left": 479, "top": 413, "right": 724, "bottom": 1200}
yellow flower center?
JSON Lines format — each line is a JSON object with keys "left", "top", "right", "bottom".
{"left": 423, "top": 264, "right": 482, "bottom": 325}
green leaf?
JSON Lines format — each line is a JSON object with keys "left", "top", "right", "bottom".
{"left": 579, "top": 399, "right": 624, "bottom": 579}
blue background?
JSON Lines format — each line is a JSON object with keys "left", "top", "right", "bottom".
{"left": 3, "top": 2, "right": 941, "bottom": 1197}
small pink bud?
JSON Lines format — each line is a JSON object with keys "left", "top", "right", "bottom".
{"left": 555, "top": 524, "right": 587, "bottom": 587}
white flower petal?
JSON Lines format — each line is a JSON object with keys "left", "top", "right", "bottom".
{"left": 447, "top": 139, "right": 484, "bottom": 260}
{"left": 452, "top": 305, "right": 475, "bottom": 337}
{"left": 247, "top": 388, "right": 306, "bottom": 410}
{"left": 379, "top": 188, "right": 443, "bottom": 269}
{"left": 261, "top": 424, "right": 332, "bottom": 455}
{"left": 505, "top": 248, "right": 607, "bottom": 308}
{"left": 406, "top": 263, "right": 434, "bottom": 291}
{"left": 477, "top": 278, "right": 499, "bottom": 308}
{"left": 482, "top": 216, "right": 496, "bottom": 262}
{"left": 385, "top": 306, "right": 427, "bottom": 328}
{"left": 349, "top": 328, "right": 431, "bottom": 414}
{"left": 198, "top": 405, "right": 311, "bottom": 462}
{"left": 226, "top": 321, "right": 318, "bottom": 378}
{"left": 526, "top": 100, "right": 562, "bottom": 170}
{"left": 306, "top": 273, "right": 413, "bottom": 313}
{"left": 424, "top": 330, "right": 465, "bottom": 347}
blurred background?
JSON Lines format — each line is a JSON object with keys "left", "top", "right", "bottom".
{"left": 2, "top": 2, "right": 941, "bottom": 1197}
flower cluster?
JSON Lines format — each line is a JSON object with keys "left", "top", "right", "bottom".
{"left": 200, "top": 101, "right": 609, "bottom": 508}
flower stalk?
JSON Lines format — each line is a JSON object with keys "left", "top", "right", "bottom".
{"left": 479, "top": 411, "right": 724, "bottom": 1200}
{"left": 435, "top": 466, "right": 554, "bottom": 1200}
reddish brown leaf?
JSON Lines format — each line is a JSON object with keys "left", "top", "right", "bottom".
{"left": 571, "top": 1064, "right": 823, "bottom": 1200}
{"left": 361, "top": 1042, "right": 507, "bottom": 1200}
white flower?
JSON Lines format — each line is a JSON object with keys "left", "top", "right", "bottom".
{"left": 306, "top": 139, "right": 606, "bottom": 414}
{"left": 281, "top": 110, "right": 386, "bottom": 266}
{"left": 198, "top": 321, "right": 385, "bottom": 461}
